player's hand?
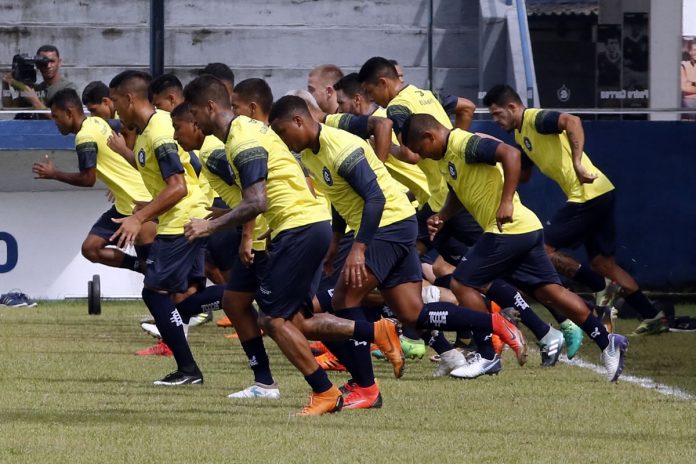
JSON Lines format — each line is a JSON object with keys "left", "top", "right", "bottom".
{"left": 107, "top": 131, "right": 128, "bottom": 156}
{"left": 105, "top": 190, "right": 115, "bottom": 204}
{"left": 184, "top": 218, "right": 214, "bottom": 241}
{"left": 32, "top": 154, "right": 55, "bottom": 179}
{"left": 239, "top": 236, "right": 254, "bottom": 268}
{"left": 257, "top": 228, "right": 273, "bottom": 250}
{"left": 496, "top": 200, "right": 514, "bottom": 232}
{"left": 205, "top": 206, "right": 229, "bottom": 219}
{"left": 574, "top": 164, "right": 598, "bottom": 184}
{"left": 110, "top": 215, "right": 143, "bottom": 249}
{"left": 343, "top": 242, "right": 368, "bottom": 289}
{"left": 426, "top": 214, "right": 444, "bottom": 241}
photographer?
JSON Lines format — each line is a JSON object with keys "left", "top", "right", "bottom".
{"left": 3, "top": 44, "right": 77, "bottom": 115}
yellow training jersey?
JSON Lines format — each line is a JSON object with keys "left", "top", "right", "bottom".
{"left": 75, "top": 116, "right": 151, "bottom": 216}
{"left": 387, "top": 84, "right": 452, "bottom": 211}
{"left": 515, "top": 108, "right": 614, "bottom": 203}
{"left": 300, "top": 124, "right": 414, "bottom": 235}
{"left": 225, "top": 116, "right": 330, "bottom": 239}
{"left": 443, "top": 129, "right": 542, "bottom": 235}
{"left": 134, "top": 110, "right": 208, "bottom": 235}
{"left": 198, "top": 135, "right": 268, "bottom": 251}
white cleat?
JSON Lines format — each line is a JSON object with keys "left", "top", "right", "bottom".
{"left": 538, "top": 327, "right": 565, "bottom": 367}
{"left": 600, "top": 333, "right": 629, "bottom": 382}
{"left": 140, "top": 322, "right": 161, "bottom": 339}
{"left": 449, "top": 353, "right": 502, "bottom": 379}
{"left": 227, "top": 383, "right": 280, "bottom": 399}
{"left": 433, "top": 348, "right": 467, "bottom": 377}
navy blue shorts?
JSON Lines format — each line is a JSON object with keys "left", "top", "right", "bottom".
{"left": 364, "top": 216, "right": 422, "bottom": 289}
{"left": 316, "top": 232, "right": 355, "bottom": 313}
{"left": 226, "top": 251, "right": 269, "bottom": 293}
{"left": 453, "top": 230, "right": 561, "bottom": 290}
{"left": 417, "top": 204, "right": 481, "bottom": 264}
{"left": 144, "top": 235, "right": 207, "bottom": 293}
{"left": 544, "top": 190, "right": 616, "bottom": 258}
{"left": 205, "top": 227, "right": 240, "bottom": 272}
{"left": 257, "top": 221, "right": 331, "bottom": 319}
{"left": 89, "top": 206, "right": 126, "bottom": 240}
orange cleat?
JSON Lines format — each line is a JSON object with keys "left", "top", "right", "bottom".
{"left": 343, "top": 382, "right": 383, "bottom": 410}
{"left": 296, "top": 386, "right": 344, "bottom": 416}
{"left": 491, "top": 334, "right": 504, "bottom": 355}
{"left": 373, "top": 318, "right": 405, "bottom": 379}
{"left": 315, "top": 352, "right": 347, "bottom": 372}
{"left": 309, "top": 341, "right": 329, "bottom": 356}
{"left": 216, "top": 315, "right": 234, "bottom": 328}
{"left": 492, "top": 309, "right": 527, "bottom": 365}
{"left": 135, "top": 340, "right": 173, "bottom": 357}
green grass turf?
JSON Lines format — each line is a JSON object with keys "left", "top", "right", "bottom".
{"left": 1, "top": 301, "right": 694, "bottom": 464}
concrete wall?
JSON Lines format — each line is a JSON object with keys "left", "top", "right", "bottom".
{"left": 0, "top": 0, "right": 480, "bottom": 102}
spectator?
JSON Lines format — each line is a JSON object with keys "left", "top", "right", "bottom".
{"left": 681, "top": 41, "right": 696, "bottom": 113}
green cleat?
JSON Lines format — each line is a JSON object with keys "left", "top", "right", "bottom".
{"left": 400, "top": 336, "right": 426, "bottom": 360}
{"left": 632, "top": 311, "right": 670, "bottom": 335}
{"left": 560, "top": 319, "right": 584, "bottom": 359}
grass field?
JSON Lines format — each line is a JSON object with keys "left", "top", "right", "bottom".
{"left": 1, "top": 301, "right": 695, "bottom": 464}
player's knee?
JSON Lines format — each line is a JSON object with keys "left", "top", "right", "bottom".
{"left": 81, "top": 242, "right": 100, "bottom": 263}
{"left": 590, "top": 255, "right": 612, "bottom": 275}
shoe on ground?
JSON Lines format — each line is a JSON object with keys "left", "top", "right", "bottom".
{"left": 632, "top": 311, "right": 670, "bottom": 335}
{"left": 372, "top": 318, "right": 405, "bottom": 379}
{"left": 0, "top": 290, "right": 29, "bottom": 308}
{"left": 343, "top": 382, "right": 383, "bottom": 410}
{"left": 450, "top": 353, "right": 502, "bottom": 379}
{"left": 296, "top": 386, "right": 343, "bottom": 416}
{"left": 309, "top": 341, "right": 329, "bottom": 356}
{"left": 315, "top": 352, "right": 347, "bottom": 372}
{"left": 669, "top": 316, "right": 696, "bottom": 332}
{"left": 600, "top": 305, "right": 618, "bottom": 333}
{"left": 490, "top": 334, "right": 504, "bottom": 355}
{"left": 600, "top": 333, "right": 628, "bottom": 382}
{"left": 433, "top": 348, "right": 467, "bottom": 377}
{"left": 492, "top": 309, "right": 527, "bottom": 366}
{"left": 216, "top": 315, "right": 234, "bottom": 328}
{"left": 135, "top": 340, "right": 172, "bottom": 356}
{"left": 400, "top": 336, "right": 426, "bottom": 360}
{"left": 188, "top": 311, "right": 212, "bottom": 327}
{"left": 560, "top": 319, "right": 584, "bottom": 359}
{"left": 140, "top": 321, "right": 162, "bottom": 339}
{"left": 227, "top": 382, "right": 280, "bottom": 399}
{"left": 538, "top": 327, "right": 565, "bottom": 367}
{"left": 595, "top": 279, "right": 621, "bottom": 308}
{"left": 153, "top": 369, "right": 203, "bottom": 386}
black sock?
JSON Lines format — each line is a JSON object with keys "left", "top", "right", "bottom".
{"left": 119, "top": 254, "right": 143, "bottom": 274}
{"left": 546, "top": 306, "right": 568, "bottom": 324}
{"left": 486, "top": 279, "right": 550, "bottom": 340}
{"left": 175, "top": 285, "right": 224, "bottom": 322}
{"left": 336, "top": 307, "right": 375, "bottom": 388}
{"left": 580, "top": 313, "right": 610, "bottom": 350}
{"left": 415, "top": 302, "right": 493, "bottom": 333}
{"left": 402, "top": 325, "right": 422, "bottom": 340}
{"left": 423, "top": 330, "right": 453, "bottom": 354}
{"left": 304, "top": 367, "right": 333, "bottom": 394}
{"left": 352, "top": 319, "right": 374, "bottom": 343}
{"left": 472, "top": 330, "right": 496, "bottom": 360}
{"left": 433, "top": 274, "right": 453, "bottom": 289}
{"left": 573, "top": 265, "right": 606, "bottom": 292}
{"left": 142, "top": 288, "right": 198, "bottom": 374}
{"left": 240, "top": 336, "right": 274, "bottom": 385}
{"left": 624, "top": 291, "right": 659, "bottom": 319}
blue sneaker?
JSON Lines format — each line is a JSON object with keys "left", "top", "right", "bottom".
{"left": 0, "top": 290, "right": 29, "bottom": 308}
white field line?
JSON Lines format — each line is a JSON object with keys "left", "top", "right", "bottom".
{"left": 560, "top": 356, "right": 695, "bottom": 401}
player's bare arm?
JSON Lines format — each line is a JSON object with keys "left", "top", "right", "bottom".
{"left": 32, "top": 154, "right": 96, "bottom": 187}
{"left": 494, "top": 143, "right": 521, "bottom": 232}
{"left": 454, "top": 97, "right": 476, "bottom": 130}
{"left": 558, "top": 112, "right": 597, "bottom": 184}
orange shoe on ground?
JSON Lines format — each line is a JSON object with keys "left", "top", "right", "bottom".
{"left": 216, "top": 315, "right": 234, "bottom": 328}
{"left": 492, "top": 310, "right": 527, "bottom": 365}
{"left": 296, "top": 386, "right": 344, "bottom": 416}
{"left": 491, "top": 334, "right": 504, "bottom": 355}
{"left": 343, "top": 382, "right": 383, "bottom": 410}
{"left": 135, "top": 340, "right": 173, "bottom": 357}
{"left": 373, "top": 318, "right": 405, "bottom": 379}
{"left": 315, "top": 352, "right": 347, "bottom": 372}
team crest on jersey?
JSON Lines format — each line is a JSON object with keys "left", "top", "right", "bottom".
{"left": 322, "top": 167, "right": 333, "bottom": 186}
{"left": 448, "top": 161, "right": 457, "bottom": 179}
{"left": 137, "top": 148, "right": 146, "bottom": 166}
{"left": 523, "top": 137, "right": 532, "bottom": 151}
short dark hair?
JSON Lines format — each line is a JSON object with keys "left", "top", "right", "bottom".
{"left": 37, "top": 44, "right": 60, "bottom": 57}
{"left": 81, "top": 81, "right": 110, "bottom": 105}
{"left": 388, "top": 59, "right": 399, "bottom": 66}
{"left": 198, "top": 62, "right": 235, "bottom": 86}
{"left": 358, "top": 57, "right": 398, "bottom": 84}
{"left": 483, "top": 85, "right": 523, "bottom": 107}
{"left": 109, "top": 70, "right": 152, "bottom": 100}
{"left": 183, "top": 75, "right": 230, "bottom": 108}
{"left": 401, "top": 113, "right": 441, "bottom": 148}
{"left": 170, "top": 101, "right": 194, "bottom": 121}
{"left": 333, "top": 73, "right": 366, "bottom": 99}
{"left": 149, "top": 73, "right": 183, "bottom": 99}
{"left": 268, "top": 95, "right": 311, "bottom": 123}
{"left": 51, "top": 88, "right": 83, "bottom": 111}
{"left": 233, "top": 78, "right": 274, "bottom": 114}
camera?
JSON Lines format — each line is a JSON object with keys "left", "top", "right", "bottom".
{"left": 11, "top": 53, "right": 51, "bottom": 86}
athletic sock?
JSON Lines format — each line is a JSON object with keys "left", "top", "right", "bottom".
{"left": 422, "top": 330, "right": 453, "bottom": 354}
{"left": 336, "top": 307, "right": 375, "bottom": 388}
{"left": 240, "top": 336, "right": 274, "bottom": 385}
{"left": 546, "top": 306, "right": 568, "bottom": 324}
{"left": 486, "top": 279, "right": 550, "bottom": 340}
{"left": 304, "top": 367, "right": 333, "bottom": 394}
{"left": 119, "top": 254, "right": 143, "bottom": 274}
{"left": 580, "top": 313, "right": 610, "bottom": 351}
{"left": 402, "top": 325, "right": 422, "bottom": 340}
{"left": 624, "top": 290, "right": 659, "bottom": 319}
{"left": 175, "top": 285, "right": 224, "bottom": 321}
{"left": 142, "top": 288, "right": 198, "bottom": 374}
{"left": 415, "top": 302, "right": 493, "bottom": 333}
{"left": 573, "top": 265, "right": 606, "bottom": 292}
{"left": 472, "top": 330, "right": 497, "bottom": 360}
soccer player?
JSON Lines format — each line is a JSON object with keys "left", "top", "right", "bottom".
{"left": 82, "top": 81, "right": 116, "bottom": 120}
{"left": 198, "top": 62, "right": 235, "bottom": 104}
{"left": 307, "top": 64, "right": 344, "bottom": 114}
{"left": 32, "top": 88, "right": 154, "bottom": 274}
{"left": 401, "top": 113, "right": 628, "bottom": 381}
{"left": 149, "top": 74, "right": 184, "bottom": 113}
{"left": 269, "top": 96, "right": 529, "bottom": 388}
{"left": 182, "top": 76, "right": 404, "bottom": 416}
{"left": 108, "top": 70, "right": 224, "bottom": 386}
{"left": 483, "top": 84, "right": 669, "bottom": 335}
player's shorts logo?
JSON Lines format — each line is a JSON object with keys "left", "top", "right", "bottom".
{"left": 322, "top": 167, "right": 333, "bottom": 186}
{"left": 137, "top": 148, "right": 146, "bottom": 166}
{"left": 523, "top": 137, "right": 532, "bottom": 151}
{"left": 448, "top": 161, "right": 457, "bottom": 179}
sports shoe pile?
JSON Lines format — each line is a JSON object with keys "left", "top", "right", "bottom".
{"left": 0, "top": 289, "right": 37, "bottom": 308}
